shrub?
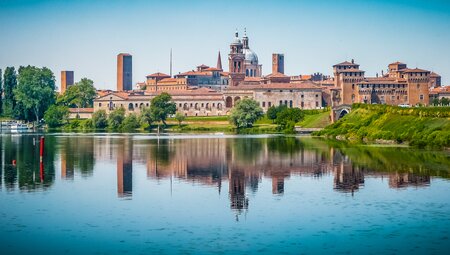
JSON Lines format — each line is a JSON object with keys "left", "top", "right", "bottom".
{"left": 121, "top": 113, "right": 140, "bottom": 131}
{"left": 92, "top": 110, "right": 108, "bottom": 129}
{"left": 108, "top": 108, "right": 125, "bottom": 130}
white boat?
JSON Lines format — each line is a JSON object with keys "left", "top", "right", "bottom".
{"left": 10, "top": 123, "right": 29, "bottom": 130}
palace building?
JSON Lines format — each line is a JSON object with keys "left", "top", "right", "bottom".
{"left": 332, "top": 60, "right": 433, "bottom": 106}
{"left": 87, "top": 30, "right": 447, "bottom": 119}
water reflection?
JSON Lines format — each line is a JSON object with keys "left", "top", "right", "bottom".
{"left": 1, "top": 135, "right": 448, "bottom": 207}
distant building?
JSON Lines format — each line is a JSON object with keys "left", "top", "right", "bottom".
{"left": 117, "top": 53, "right": 132, "bottom": 91}
{"left": 333, "top": 60, "right": 431, "bottom": 106}
{"left": 272, "top": 53, "right": 284, "bottom": 74}
{"left": 60, "top": 70, "right": 74, "bottom": 93}
{"left": 429, "top": 72, "right": 442, "bottom": 88}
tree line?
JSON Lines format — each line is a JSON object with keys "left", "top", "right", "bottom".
{"left": 0, "top": 66, "right": 98, "bottom": 125}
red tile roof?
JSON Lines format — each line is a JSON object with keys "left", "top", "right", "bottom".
{"left": 204, "top": 67, "right": 222, "bottom": 71}
{"left": 333, "top": 61, "right": 359, "bottom": 67}
{"left": 176, "top": 71, "right": 211, "bottom": 76}
{"left": 265, "top": 72, "right": 289, "bottom": 78}
{"left": 430, "top": 72, "right": 441, "bottom": 77}
{"left": 146, "top": 72, "right": 171, "bottom": 78}
{"left": 402, "top": 68, "right": 430, "bottom": 73}
{"left": 389, "top": 61, "right": 405, "bottom": 66}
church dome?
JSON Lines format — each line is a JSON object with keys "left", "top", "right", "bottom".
{"left": 243, "top": 48, "right": 258, "bottom": 63}
{"left": 231, "top": 37, "right": 242, "bottom": 45}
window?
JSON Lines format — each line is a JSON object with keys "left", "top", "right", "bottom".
{"left": 280, "top": 90, "right": 283, "bottom": 92}
{"left": 262, "top": 102, "right": 266, "bottom": 107}
{"left": 289, "top": 100, "right": 292, "bottom": 108}
{"left": 420, "top": 95, "right": 424, "bottom": 100}
{"left": 301, "top": 95, "right": 304, "bottom": 98}
{"left": 268, "top": 102, "right": 272, "bottom": 107}
{"left": 352, "top": 84, "right": 355, "bottom": 90}
{"left": 268, "top": 90, "right": 271, "bottom": 92}
{"left": 301, "top": 102, "right": 304, "bottom": 108}
{"left": 99, "top": 103, "right": 102, "bottom": 107}
{"left": 315, "top": 94, "right": 319, "bottom": 97}
{"left": 284, "top": 100, "right": 288, "bottom": 105}
{"left": 417, "top": 84, "right": 420, "bottom": 89}
{"left": 279, "top": 100, "right": 283, "bottom": 106}
{"left": 316, "top": 101, "right": 319, "bottom": 107}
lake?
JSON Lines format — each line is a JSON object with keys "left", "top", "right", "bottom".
{"left": 0, "top": 133, "right": 449, "bottom": 254}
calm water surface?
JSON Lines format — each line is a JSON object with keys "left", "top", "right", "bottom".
{"left": 0, "top": 133, "right": 449, "bottom": 254}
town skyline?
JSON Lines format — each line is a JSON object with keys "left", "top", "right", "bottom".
{"left": 1, "top": 0, "right": 450, "bottom": 89}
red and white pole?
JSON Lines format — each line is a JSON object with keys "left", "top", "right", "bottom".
{"left": 39, "top": 136, "right": 45, "bottom": 182}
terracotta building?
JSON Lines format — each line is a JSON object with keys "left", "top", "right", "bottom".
{"left": 117, "top": 53, "right": 132, "bottom": 91}
{"left": 60, "top": 70, "right": 74, "bottom": 93}
{"left": 333, "top": 60, "right": 431, "bottom": 106}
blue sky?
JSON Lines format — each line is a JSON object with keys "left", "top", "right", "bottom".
{"left": 0, "top": 0, "right": 449, "bottom": 90}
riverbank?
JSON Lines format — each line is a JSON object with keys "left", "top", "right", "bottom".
{"left": 315, "top": 104, "right": 450, "bottom": 148}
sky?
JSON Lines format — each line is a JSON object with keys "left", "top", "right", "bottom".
{"left": 0, "top": 0, "right": 449, "bottom": 90}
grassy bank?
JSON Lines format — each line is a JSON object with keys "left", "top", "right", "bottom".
{"left": 315, "top": 104, "right": 450, "bottom": 148}
{"left": 53, "top": 116, "right": 280, "bottom": 134}
{"left": 298, "top": 110, "right": 331, "bottom": 128}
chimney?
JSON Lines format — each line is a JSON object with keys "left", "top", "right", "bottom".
{"left": 351, "top": 59, "right": 354, "bottom": 64}
{"left": 376, "top": 73, "right": 379, "bottom": 78}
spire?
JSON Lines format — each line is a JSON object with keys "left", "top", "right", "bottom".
{"left": 235, "top": 28, "right": 238, "bottom": 38}
{"left": 242, "top": 28, "right": 249, "bottom": 49}
{"left": 170, "top": 48, "right": 173, "bottom": 77}
{"left": 217, "top": 51, "right": 223, "bottom": 71}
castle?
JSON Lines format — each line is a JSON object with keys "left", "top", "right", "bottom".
{"left": 64, "top": 30, "right": 446, "bottom": 120}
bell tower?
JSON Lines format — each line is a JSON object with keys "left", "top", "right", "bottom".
{"left": 228, "top": 30, "right": 245, "bottom": 86}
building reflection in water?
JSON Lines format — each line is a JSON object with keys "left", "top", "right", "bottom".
{"left": 331, "top": 149, "right": 365, "bottom": 194}
{"left": 2, "top": 135, "right": 442, "bottom": 210}
{"left": 229, "top": 167, "right": 248, "bottom": 213}
{"left": 389, "top": 173, "right": 430, "bottom": 188}
{"left": 117, "top": 138, "right": 133, "bottom": 198}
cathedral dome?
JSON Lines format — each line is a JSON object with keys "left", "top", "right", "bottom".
{"left": 243, "top": 48, "right": 258, "bottom": 63}
{"left": 231, "top": 37, "right": 242, "bottom": 45}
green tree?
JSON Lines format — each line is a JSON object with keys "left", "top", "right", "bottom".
{"left": 441, "top": 98, "right": 450, "bottom": 106}
{"left": 149, "top": 92, "right": 176, "bottom": 126}
{"left": 3, "top": 67, "right": 17, "bottom": 116}
{"left": 122, "top": 113, "right": 140, "bottom": 131}
{"left": 58, "top": 78, "right": 96, "bottom": 108}
{"left": 275, "top": 107, "right": 304, "bottom": 133}
{"left": 276, "top": 108, "right": 304, "bottom": 126}
{"left": 14, "top": 66, "right": 56, "bottom": 122}
{"left": 108, "top": 107, "right": 125, "bottom": 130}
{"left": 229, "top": 98, "right": 263, "bottom": 128}
{"left": 0, "top": 69, "right": 2, "bottom": 115}
{"left": 92, "top": 110, "right": 108, "bottom": 129}
{"left": 267, "top": 105, "right": 287, "bottom": 123}
{"left": 431, "top": 98, "right": 440, "bottom": 106}
{"left": 140, "top": 107, "right": 154, "bottom": 129}
{"left": 44, "top": 105, "right": 69, "bottom": 128}
{"left": 175, "top": 112, "right": 186, "bottom": 127}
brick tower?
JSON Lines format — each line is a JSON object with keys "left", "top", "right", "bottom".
{"left": 228, "top": 30, "right": 245, "bottom": 86}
